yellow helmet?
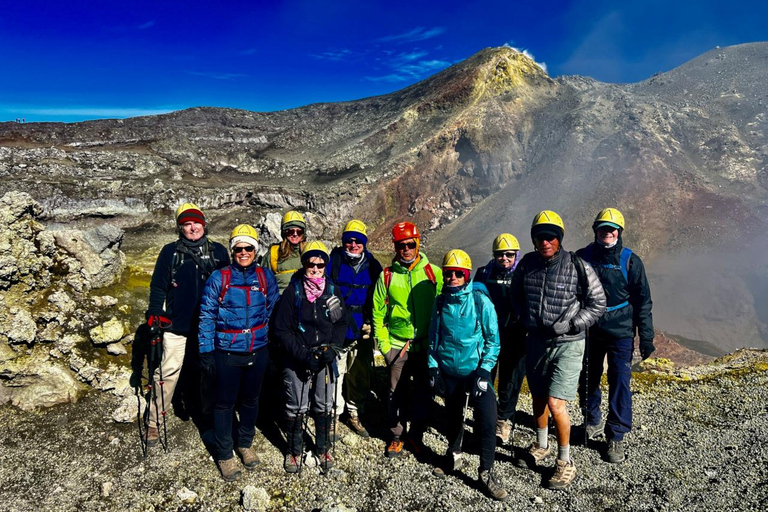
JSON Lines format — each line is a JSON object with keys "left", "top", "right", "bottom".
{"left": 229, "top": 224, "right": 259, "bottom": 250}
{"left": 175, "top": 202, "right": 205, "bottom": 225}
{"left": 493, "top": 233, "right": 520, "bottom": 252}
{"left": 593, "top": 208, "right": 625, "bottom": 231}
{"left": 531, "top": 210, "right": 565, "bottom": 241}
{"left": 343, "top": 219, "right": 367, "bottom": 236}
{"left": 281, "top": 211, "right": 306, "bottom": 231}
{"left": 301, "top": 240, "right": 330, "bottom": 263}
{"left": 342, "top": 219, "right": 368, "bottom": 245}
{"left": 442, "top": 249, "right": 472, "bottom": 271}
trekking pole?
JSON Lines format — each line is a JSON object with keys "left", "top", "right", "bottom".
{"left": 297, "top": 377, "right": 308, "bottom": 475}
{"left": 458, "top": 390, "right": 470, "bottom": 451}
{"left": 329, "top": 361, "right": 339, "bottom": 463}
{"left": 157, "top": 359, "right": 169, "bottom": 452}
{"left": 141, "top": 330, "right": 161, "bottom": 456}
{"left": 583, "top": 329, "right": 590, "bottom": 446}
{"left": 136, "top": 386, "right": 147, "bottom": 458}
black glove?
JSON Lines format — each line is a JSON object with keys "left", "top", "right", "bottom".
{"left": 308, "top": 354, "right": 324, "bottom": 373}
{"left": 473, "top": 368, "right": 491, "bottom": 398}
{"left": 129, "top": 371, "right": 142, "bottom": 389}
{"left": 322, "top": 346, "right": 337, "bottom": 364}
{"left": 428, "top": 368, "right": 446, "bottom": 396}
{"left": 199, "top": 352, "right": 216, "bottom": 379}
{"left": 640, "top": 340, "right": 655, "bottom": 360}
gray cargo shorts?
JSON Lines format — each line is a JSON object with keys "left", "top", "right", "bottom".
{"left": 525, "top": 335, "right": 585, "bottom": 401}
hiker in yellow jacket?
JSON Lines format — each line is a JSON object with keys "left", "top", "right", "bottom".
{"left": 372, "top": 222, "right": 443, "bottom": 458}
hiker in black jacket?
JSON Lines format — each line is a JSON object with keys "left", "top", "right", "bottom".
{"left": 510, "top": 210, "right": 606, "bottom": 489}
{"left": 576, "top": 208, "right": 654, "bottom": 464}
{"left": 273, "top": 241, "right": 348, "bottom": 474}
{"left": 141, "top": 203, "right": 229, "bottom": 446}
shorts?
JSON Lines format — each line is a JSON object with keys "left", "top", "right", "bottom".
{"left": 525, "top": 335, "right": 585, "bottom": 401}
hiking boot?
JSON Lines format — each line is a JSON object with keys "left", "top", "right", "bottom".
{"left": 217, "top": 457, "right": 242, "bottom": 482}
{"left": 548, "top": 459, "right": 577, "bottom": 489}
{"left": 586, "top": 419, "right": 606, "bottom": 441}
{"left": 479, "top": 469, "right": 509, "bottom": 501}
{"left": 347, "top": 414, "right": 370, "bottom": 438}
{"left": 284, "top": 453, "right": 301, "bottom": 474}
{"left": 496, "top": 419, "right": 512, "bottom": 444}
{"left": 145, "top": 426, "right": 159, "bottom": 447}
{"left": 318, "top": 451, "right": 334, "bottom": 472}
{"left": 606, "top": 439, "right": 626, "bottom": 463}
{"left": 386, "top": 439, "right": 404, "bottom": 458}
{"left": 432, "top": 450, "right": 463, "bottom": 478}
{"left": 236, "top": 446, "right": 260, "bottom": 470}
{"left": 515, "top": 442, "right": 552, "bottom": 468}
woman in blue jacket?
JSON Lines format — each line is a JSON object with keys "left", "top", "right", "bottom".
{"left": 428, "top": 249, "right": 506, "bottom": 501}
{"left": 198, "top": 225, "right": 279, "bottom": 482}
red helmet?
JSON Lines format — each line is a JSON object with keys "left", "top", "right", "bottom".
{"left": 391, "top": 222, "right": 420, "bottom": 243}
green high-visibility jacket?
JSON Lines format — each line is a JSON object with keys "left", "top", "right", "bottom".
{"left": 372, "top": 253, "right": 443, "bottom": 355}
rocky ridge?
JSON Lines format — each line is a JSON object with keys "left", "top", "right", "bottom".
{"left": 0, "top": 191, "right": 133, "bottom": 411}
{"left": 0, "top": 349, "right": 765, "bottom": 511}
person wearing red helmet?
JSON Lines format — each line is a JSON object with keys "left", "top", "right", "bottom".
{"left": 372, "top": 221, "right": 443, "bottom": 458}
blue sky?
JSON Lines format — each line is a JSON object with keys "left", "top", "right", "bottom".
{"left": 1, "top": 0, "right": 766, "bottom": 123}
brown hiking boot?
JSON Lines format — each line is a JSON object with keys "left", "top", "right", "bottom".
{"left": 548, "top": 459, "right": 577, "bottom": 489}
{"left": 479, "top": 469, "right": 509, "bottom": 501}
{"left": 515, "top": 442, "right": 552, "bottom": 468}
{"left": 284, "top": 453, "right": 301, "bottom": 474}
{"left": 236, "top": 446, "right": 260, "bottom": 469}
{"left": 318, "top": 451, "right": 334, "bottom": 472}
{"left": 496, "top": 419, "right": 512, "bottom": 444}
{"left": 347, "top": 414, "right": 370, "bottom": 438}
{"left": 217, "top": 457, "right": 242, "bottom": 482}
{"left": 145, "top": 426, "right": 159, "bottom": 447}
{"left": 386, "top": 439, "right": 404, "bottom": 458}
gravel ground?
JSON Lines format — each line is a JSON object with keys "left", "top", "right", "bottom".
{"left": 1, "top": 350, "right": 766, "bottom": 512}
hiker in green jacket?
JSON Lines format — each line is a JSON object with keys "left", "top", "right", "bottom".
{"left": 372, "top": 221, "right": 443, "bottom": 458}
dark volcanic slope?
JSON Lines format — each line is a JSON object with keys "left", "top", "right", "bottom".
{"left": 1, "top": 43, "right": 767, "bottom": 350}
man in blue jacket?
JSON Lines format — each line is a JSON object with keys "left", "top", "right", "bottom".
{"left": 576, "top": 208, "right": 654, "bottom": 464}
{"left": 328, "top": 220, "right": 383, "bottom": 438}
{"left": 428, "top": 249, "right": 506, "bottom": 501}
{"left": 142, "top": 203, "right": 229, "bottom": 446}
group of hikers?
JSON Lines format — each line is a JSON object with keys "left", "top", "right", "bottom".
{"left": 134, "top": 203, "right": 654, "bottom": 499}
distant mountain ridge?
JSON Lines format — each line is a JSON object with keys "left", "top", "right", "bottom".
{"left": 1, "top": 43, "right": 767, "bottom": 351}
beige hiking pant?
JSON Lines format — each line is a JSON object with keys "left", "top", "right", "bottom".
{"left": 147, "top": 332, "right": 186, "bottom": 427}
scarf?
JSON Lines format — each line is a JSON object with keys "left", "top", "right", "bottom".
{"left": 303, "top": 276, "right": 326, "bottom": 303}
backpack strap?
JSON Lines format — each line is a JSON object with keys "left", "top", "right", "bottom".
{"left": 424, "top": 263, "right": 437, "bottom": 286}
{"left": 619, "top": 247, "right": 632, "bottom": 283}
{"left": 570, "top": 252, "right": 589, "bottom": 305}
{"left": 331, "top": 253, "right": 342, "bottom": 283}
{"left": 254, "top": 266, "right": 268, "bottom": 303}
{"left": 270, "top": 244, "right": 280, "bottom": 273}
{"left": 383, "top": 267, "right": 393, "bottom": 306}
{"left": 218, "top": 267, "right": 232, "bottom": 303}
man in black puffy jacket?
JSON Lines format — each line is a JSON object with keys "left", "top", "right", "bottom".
{"left": 141, "top": 203, "right": 229, "bottom": 446}
{"left": 576, "top": 208, "right": 654, "bottom": 464}
{"left": 510, "top": 210, "right": 606, "bottom": 489}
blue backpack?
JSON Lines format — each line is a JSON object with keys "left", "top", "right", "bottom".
{"left": 580, "top": 244, "right": 632, "bottom": 312}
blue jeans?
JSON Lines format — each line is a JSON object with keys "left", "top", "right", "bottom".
{"left": 581, "top": 334, "right": 634, "bottom": 441}
{"left": 213, "top": 348, "right": 269, "bottom": 461}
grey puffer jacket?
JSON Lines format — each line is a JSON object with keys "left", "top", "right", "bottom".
{"left": 510, "top": 249, "right": 606, "bottom": 342}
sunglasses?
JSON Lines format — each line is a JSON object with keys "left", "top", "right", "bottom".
{"left": 284, "top": 228, "right": 304, "bottom": 236}
{"left": 494, "top": 251, "right": 517, "bottom": 259}
{"left": 344, "top": 238, "right": 364, "bottom": 246}
{"left": 395, "top": 241, "right": 417, "bottom": 250}
{"left": 443, "top": 270, "right": 465, "bottom": 279}
{"left": 233, "top": 245, "right": 255, "bottom": 253}
{"left": 535, "top": 234, "right": 558, "bottom": 243}
{"left": 304, "top": 262, "right": 326, "bottom": 269}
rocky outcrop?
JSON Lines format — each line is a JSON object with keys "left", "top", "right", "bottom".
{"left": 0, "top": 191, "right": 129, "bottom": 410}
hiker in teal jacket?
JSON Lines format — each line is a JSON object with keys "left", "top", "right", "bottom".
{"left": 427, "top": 249, "right": 506, "bottom": 501}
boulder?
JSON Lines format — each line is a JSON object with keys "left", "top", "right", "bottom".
{"left": 0, "top": 357, "right": 84, "bottom": 411}
{"left": 89, "top": 317, "right": 125, "bottom": 345}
